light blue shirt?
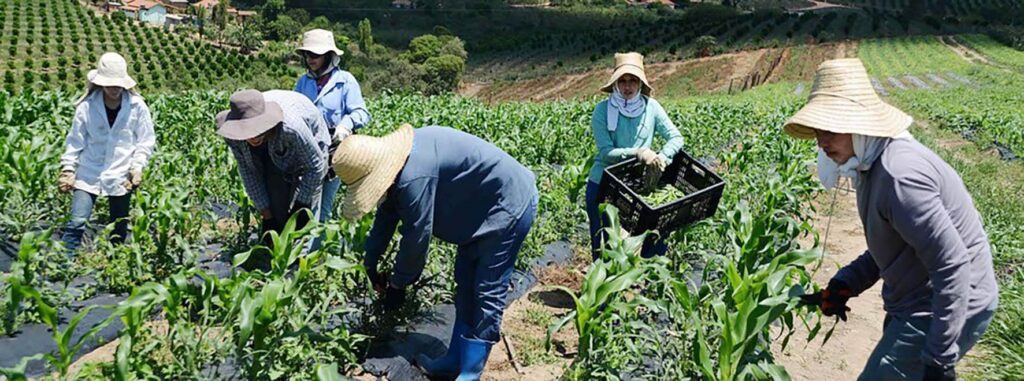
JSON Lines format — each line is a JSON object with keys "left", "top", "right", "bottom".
{"left": 294, "top": 68, "right": 370, "bottom": 136}
{"left": 588, "top": 97, "right": 685, "bottom": 183}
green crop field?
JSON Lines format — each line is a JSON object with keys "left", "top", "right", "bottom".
{"left": 0, "top": 0, "right": 298, "bottom": 94}
{"left": 3, "top": 0, "right": 1024, "bottom": 379}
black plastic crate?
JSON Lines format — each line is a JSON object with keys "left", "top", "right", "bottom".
{"left": 598, "top": 150, "right": 725, "bottom": 236}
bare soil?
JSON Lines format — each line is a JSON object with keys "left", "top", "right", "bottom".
{"left": 461, "top": 49, "right": 775, "bottom": 102}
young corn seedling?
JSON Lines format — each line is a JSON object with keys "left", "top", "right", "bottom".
{"left": 546, "top": 205, "right": 656, "bottom": 360}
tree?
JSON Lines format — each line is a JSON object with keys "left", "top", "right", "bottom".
{"left": 405, "top": 34, "right": 443, "bottom": 64}
{"left": 212, "top": 0, "right": 231, "bottom": 31}
{"left": 261, "top": 0, "right": 285, "bottom": 22}
{"left": 306, "top": 16, "right": 330, "bottom": 31}
{"left": 422, "top": 54, "right": 464, "bottom": 95}
{"left": 265, "top": 14, "right": 300, "bottom": 41}
{"left": 227, "top": 23, "right": 263, "bottom": 54}
{"left": 284, "top": 8, "right": 309, "bottom": 26}
{"left": 111, "top": 10, "right": 127, "bottom": 23}
{"left": 357, "top": 18, "right": 374, "bottom": 57}
{"left": 187, "top": 5, "right": 209, "bottom": 37}
{"left": 695, "top": 35, "right": 718, "bottom": 57}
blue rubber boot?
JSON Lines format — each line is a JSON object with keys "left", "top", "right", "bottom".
{"left": 416, "top": 321, "right": 470, "bottom": 377}
{"left": 455, "top": 337, "right": 493, "bottom": 381}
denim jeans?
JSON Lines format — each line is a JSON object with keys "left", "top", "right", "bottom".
{"left": 453, "top": 195, "right": 537, "bottom": 344}
{"left": 585, "top": 181, "right": 667, "bottom": 260}
{"left": 858, "top": 298, "right": 998, "bottom": 380}
{"left": 319, "top": 176, "right": 341, "bottom": 223}
{"left": 61, "top": 189, "right": 132, "bottom": 255}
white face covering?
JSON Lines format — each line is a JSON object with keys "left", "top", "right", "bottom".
{"left": 606, "top": 84, "right": 646, "bottom": 132}
{"left": 817, "top": 131, "right": 914, "bottom": 189}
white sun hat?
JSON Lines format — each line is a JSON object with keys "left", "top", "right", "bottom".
{"left": 783, "top": 58, "right": 913, "bottom": 139}
{"left": 296, "top": 29, "right": 344, "bottom": 57}
{"left": 87, "top": 52, "right": 137, "bottom": 89}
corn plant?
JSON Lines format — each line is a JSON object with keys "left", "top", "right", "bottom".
{"left": 547, "top": 205, "right": 661, "bottom": 360}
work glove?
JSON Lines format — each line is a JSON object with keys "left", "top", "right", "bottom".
{"left": 58, "top": 170, "right": 75, "bottom": 193}
{"left": 121, "top": 169, "right": 142, "bottom": 191}
{"left": 636, "top": 148, "right": 667, "bottom": 171}
{"left": 923, "top": 363, "right": 956, "bottom": 381}
{"left": 129, "top": 168, "right": 143, "bottom": 187}
{"left": 333, "top": 126, "right": 353, "bottom": 145}
{"left": 800, "top": 278, "right": 854, "bottom": 321}
{"left": 288, "top": 202, "right": 312, "bottom": 231}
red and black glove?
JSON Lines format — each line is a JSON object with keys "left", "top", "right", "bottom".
{"left": 800, "top": 279, "right": 854, "bottom": 321}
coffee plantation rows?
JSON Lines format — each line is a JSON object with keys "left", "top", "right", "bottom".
{"left": 829, "top": 0, "right": 1022, "bottom": 15}
{"left": 0, "top": 0, "right": 297, "bottom": 94}
{"left": 468, "top": 7, "right": 972, "bottom": 81}
{"left": 959, "top": 33, "right": 1024, "bottom": 71}
{"left": 0, "top": 85, "right": 841, "bottom": 379}
{"left": 857, "top": 35, "right": 975, "bottom": 76}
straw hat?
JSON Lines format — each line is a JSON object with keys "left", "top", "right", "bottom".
{"left": 296, "top": 29, "right": 344, "bottom": 57}
{"left": 600, "top": 52, "right": 652, "bottom": 96}
{"left": 333, "top": 124, "right": 415, "bottom": 221}
{"left": 783, "top": 58, "right": 912, "bottom": 139}
{"left": 87, "top": 52, "right": 136, "bottom": 89}
{"left": 215, "top": 90, "right": 284, "bottom": 141}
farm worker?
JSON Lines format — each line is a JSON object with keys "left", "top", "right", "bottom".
{"left": 293, "top": 28, "right": 371, "bottom": 225}
{"left": 332, "top": 125, "right": 538, "bottom": 380}
{"left": 587, "top": 52, "right": 685, "bottom": 260}
{"left": 216, "top": 89, "right": 330, "bottom": 268}
{"left": 785, "top": 58, "right": 998, "bottom": 381}
{"left": 58, "top": 52, "right": 156, "bottom": 255}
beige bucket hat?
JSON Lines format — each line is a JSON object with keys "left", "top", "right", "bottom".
{"left": 600, "top": 52, "right": 652, "bottom": 96}
{"left": 88, "top": 52, "right": 136, "bottom": 89}
{"left": 333, "top": 124, "right": 415, "bottom": 221}
{"left": 783, "top": 58, "right": 912, "bottom": 139}
{"left": 296, "top": 29, "right": 344, "bottom": 57}
{"left": 215, "top": 90, "right": 284, "bottom": 141}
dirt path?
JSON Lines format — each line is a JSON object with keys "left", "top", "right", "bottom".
{"left": 938, "top": 36, "right": 996, "bottom": 66}
{"left": 787, "top": 0, "right": 853, "bottom": 12}
{"left": 834, "top": 40, "right": 859, "bottom": 60}
{"left": 772, "top": 186, "right": 886, "bottom": 380}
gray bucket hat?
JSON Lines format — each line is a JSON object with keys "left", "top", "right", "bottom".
{"left": 215, "top": 90, "right": 284, "bottom": 140}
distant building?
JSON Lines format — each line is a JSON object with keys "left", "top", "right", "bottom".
{"left": 164, "top": 13, "right": 187, "bottom": 31}
{"left": 392, "top": 0, "right": 415, "bottom": 9}
{"left": 119, "top": 0, "right": 167, "bottom": 25}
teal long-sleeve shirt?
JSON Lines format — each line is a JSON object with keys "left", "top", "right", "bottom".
{"left": 588, "top": 97, "right": 685, "bottom": 183}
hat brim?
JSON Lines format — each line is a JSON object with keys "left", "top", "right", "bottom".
{"left": 600, "top": 66, "right": 653, "bottom": 95}
{"left": 296, "top": 46, "right": 344, "bottom": 57}
{"left": 338, "top": 124, "right": 415, "bottom": 221}
{"left": 783, "top": 96, "right": 913, "bottom": 139}
{"left": 215, "top": 101, "right": 284, "bottom": 140}
{"left": 88, "top": 69, "right": 137, "bottom": 89}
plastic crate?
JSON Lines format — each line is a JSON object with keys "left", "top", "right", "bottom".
{"left": 598, "top": 149, "right": 725, "bottom": 236}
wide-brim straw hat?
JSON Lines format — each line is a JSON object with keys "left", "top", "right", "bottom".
{"left": 600, "top": 52, "right": 653, "bottom": 96}
{"left": 333, "top": 124, "right": 415, "bottom": 221}
{"left": 87, "top": 52, "right": 136, "bottom": 89}
{"left": 783, "top": 58, "right": 912, "bottom": 139}
{"left": 296, "top": 29, "right": 344, "bottom": 57}
{"left": 215, "top": 90, "right": 284, "bottom": 140}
